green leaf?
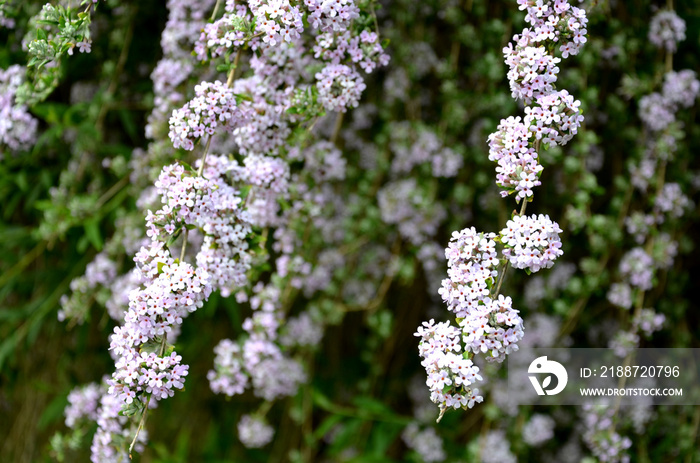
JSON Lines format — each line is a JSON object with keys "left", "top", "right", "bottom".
{"left": 351, "top": 396, "right": 395, "bottom": 416}
{"left": 83, "top": 219, "right": 103, "bottom": 250}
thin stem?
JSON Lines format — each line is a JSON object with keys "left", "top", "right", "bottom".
{"left": 197, "top": 136, "right": 214, "bottom": 177}
{"left": 436, "top": 405, "right": 447, "bottom": 423}
{"left": 95, "top": 176, "right": 129, "bottom": 209}
{"left": 129, "top": 395, "right": 151, "bottom": 458}
{"left": 492, "top": 261, "right": 509, "bottom": 298}
{"left": 96, "top": 12, "right": 135, "bottom": 133}
{"left": 493, "top": 199, "right": 528, "bottom": 298}
{"left": 179, "top": 229, "right": 189, "bottom": 262}
{"left": 365, "top": 237, "right": 401, "bottom": 313}
{"left": 369, "top": 1, "right": 380, "bottom": 36}
{"left": 129, "top": 334, "right": 168, "bottom": 457}
{"left": 210, "top": 0, "right": 223, "bottom": 20}
{"left": 518, "top": 198, "right": 528, "bottom": 216}
{"left": 330, "top": 112, "right": 344, "bottom": 145}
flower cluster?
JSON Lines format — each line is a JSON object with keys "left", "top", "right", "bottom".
{"left": 0, "top": 65, "right": 38, "bottom": 156}
{"left": 500, "top": 214, "right": 563, "bottom": 272}
{"left": 618, "top": 247, "right": 654, "bottom": 291}
{"left": 648, "top": 10, "right": 686, "bottom": 52}
{"left": 438, "top": 227, "right": 526, "bottom": 362}
{"left": 460, "top": 295, "right": 524, "bottom": 360}
{"left": 59, "top": 252, "right": 118, "bottom": 323}
{"left": 654, "top": 182, "right": 690, "bottom": 219}
{"left": 63, "top": 381, "right": 147, "bottom": 463}
{"left": 509, "top": 0, "right": 588, "bottom": 101}
{"left": 64, "top": 383, "right": 102, "bottom": 428}
{"left": 389, "top": 121, "right": 463, "bottom": 178}
{"left": 305, "top": 0, "right": 359, "bottom": 32}
{"left": 439, "top": 227, "right": 498, "bottom": 318}
{"left": 314, "top": 30, "right": 390, "bottom": 73}
{"left": 163, "top": 158, "right": 253, "bottom": 295}
{"left": 378, "top": 178, "right": 446, "bottom": 245}
{"left": 91, "top": 390, "right": 148, "bottom": 463}
{"left": 401, "top": 424, "right": 446, "bottom": 463}
{"left": 487, "top": 116, "right": 544, "bottom": 200}
{"left": 488, "top": 89, "right": 584, "bottom": 199}
{"left": 633, "top": 308, "right": 665, "bottom": 337}
{"left": 207, "top": 283, "right": 307, "bottom": 406}
{"left": 582, "top": 404, "right": 633, "bottom": 463}
{"left": 108, "top": 260, "right": 209, "bottom": 404}
{"left": 479, "top": 430, "right": 517, "bottom": 463}
{"left": 168, "top": 80, "right": 250, "bottom": 150}
{"left": 195, "top": 7, "right": 250, "bottom": 60}
{"left": 414, "top": 319, "right": 484, "bottom": 410}
{"left": 638, "top": 70, "right": 699, "bottom": 134}
{"left": 237, "top": 414, "right": 275, "bottom": 448}
{"left": 315, "top": 64, "right": 367, "bottom": 112}
{"left": 253, "top": 0, "right": 304, "bottom": 47}
{"left": 522, "top": 414, "right": 555, "bottom": 446}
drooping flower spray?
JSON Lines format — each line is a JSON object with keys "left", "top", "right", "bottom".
{"left": 415, "top": 0, "right": 588, "bottom": 420}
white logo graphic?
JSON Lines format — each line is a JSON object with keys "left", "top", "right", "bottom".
{"left": 528, "top": 356, "right": 568, "bottom": 396}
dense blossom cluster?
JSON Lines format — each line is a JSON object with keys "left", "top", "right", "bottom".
{"left": 401, "top": 424, "right": 446, "bottom": 463}
{"left": 64, "top": 383, "right": 102, "bottom": 428}
{"left": 461, "top": 295, "right": 523, "bottom": 360}
{"left": 314, "top": 30, "right": 389, "bottom": 73}
{"left": 59, "top": 252, "right": 118, "bottom": 323}
{"left": 378, "top": 178, "right": 446, "bottom": 245}
{"left": 648, "top": 10, "right": 686, "bottom": 52}
{"left": 522, "top": 414, "right": 555, "bottom": 446}
{"left": 91, "top": 390, "right": 148, "bottom": 463}
{"left": 0, "top": 65, "right": 38, "bottom": 156}
{"left": 193, "top": 0, "right": 387, "bottom": 124}
{"left": 206, "top": 283, "right": 308, "bottom": 403}
{"left": 108, "top": 259, "right": 209, "bottom": 401}
{"left": 414, "top": 319, "right": 484, "bottom": 409}
{"left": 479, "top": 430, "right": 517, "bottom": 463}
{"left": 168, "top": 80, "right": 250, "bottom": 150}
{"left": 389, "top": 122, "right": 463, "bottom": 178}
{"left": 63, "top": 381, "right": 147, "bottom": 463}
{"left": 237, "top": 414, "right": 275, "bottom": 448}
{"left": 500, "top": 214, "right": 563, "bottom": 272}
{"left": 251, "top": 0, "right": 304, "bottom": 47}
{"left": 315, "top": 64, "right": 367, "bottom": 112}
{"left": 438, "top": 229, "right": 525, "bottom": 362}
{"left": 639, "top": 70, "right": 699, "bottom": 134}
{"left": 582, "top": 404, "right": 632, "bottom": 463}
{"left": 439, "top": 228, "right": 498, "bottom": 317}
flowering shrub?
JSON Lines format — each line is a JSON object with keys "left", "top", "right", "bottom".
{"left": 1, "top": 0, "right": 699, "bottom": 462}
